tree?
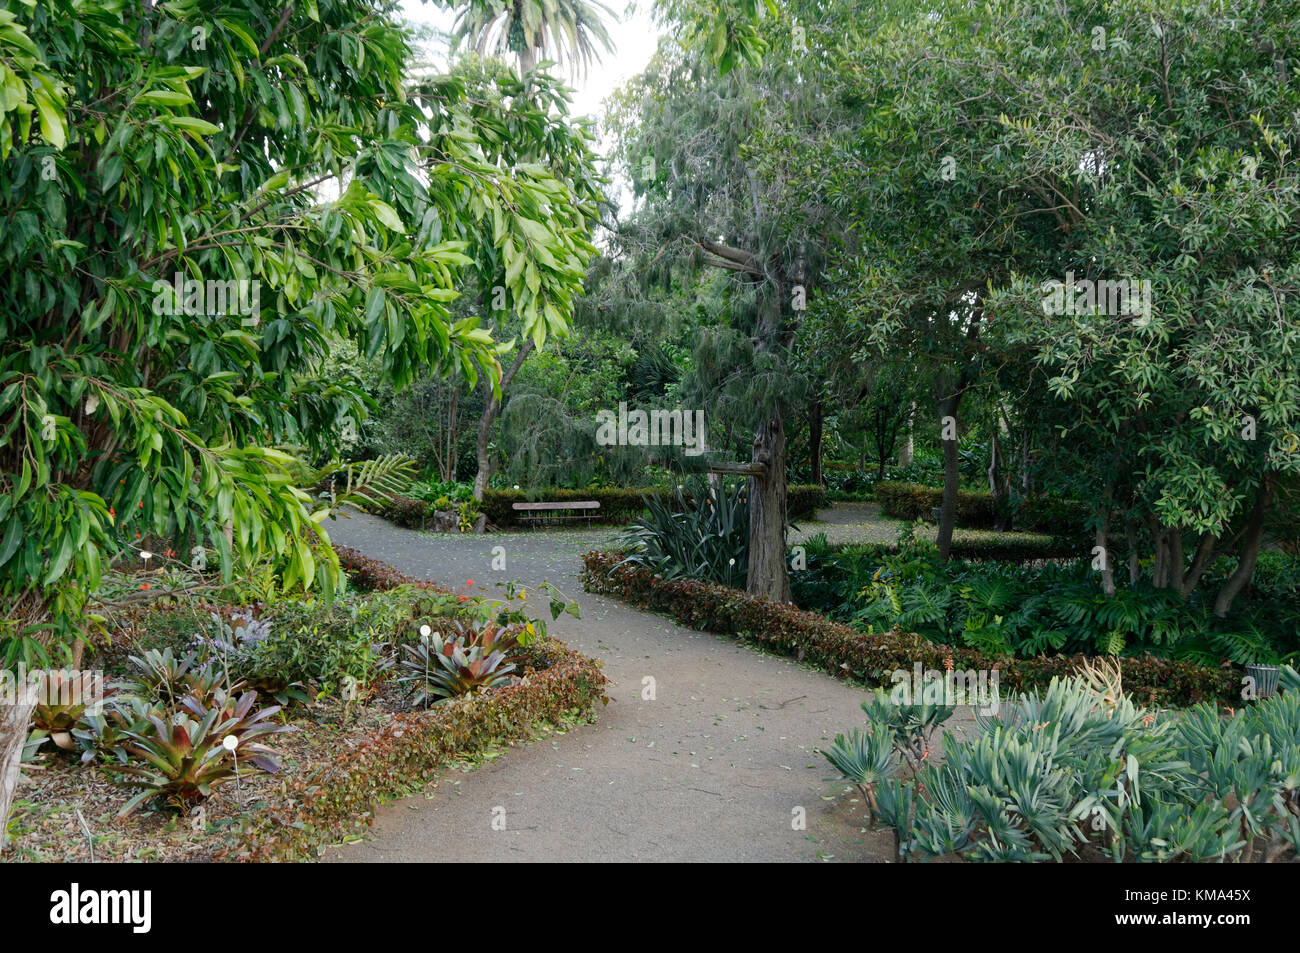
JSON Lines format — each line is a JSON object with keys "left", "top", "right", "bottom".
{"left": 0, "top": 1, "right": 597, "bottom": 838}
{"left": 448, "top": 0, "right": 616, "bottom": 77}
{"left": 780, "top": 0, "right": 1300, "bottom": 610}
{"left": 605, "top": 2, "right": 845, "bottom": 601}
{"left": 421, "top": 56, "right": 604, "bottom": 500}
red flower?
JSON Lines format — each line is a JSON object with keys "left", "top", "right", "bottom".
{"left": 466, "top": 579, "right": 474, "bottom": 586}
{"left": 139, "top": 583, "right": 151, "bottom": 590}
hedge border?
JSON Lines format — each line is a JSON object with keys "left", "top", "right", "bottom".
{"left": 874, "top": 482, "right": 1091, "bottom": 540}
{"left": 579, "top": 550, "right": 1238, "bottom": 708}
{"left": 475, "top": 484, "right": 829, "bottom": 529}
{"left": 219, "top": 551, "right": 609, "bottom": 862}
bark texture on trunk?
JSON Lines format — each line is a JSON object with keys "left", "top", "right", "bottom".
{"left": 936, "top": 384, "right": 962, "bottom": 561}
{"left": 0, "top": 677, "right": 36, "bottom": 848}
{"left": 808, "top": 400, "right": 823, "bottom": 486}
{"left": 899, "top": 402, "right": 915, "bottom": 466}
{"left": 1214, "top": 476, "right": 1275, "bottom": 617}
{"left": 472, "top": 338, "right": 534, "bottom": 502}
{"left": 747, "top": 409, "right": 792, "bottom": 603}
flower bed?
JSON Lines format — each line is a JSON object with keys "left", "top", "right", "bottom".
{"left": 579, "top": 550, "right": 1238, "bottom": 707}
{"left": 5, "top": 552, "right": 607, "bottom": 863}
{"left": 223, "top": 639, "right": 607, "bottom": 862}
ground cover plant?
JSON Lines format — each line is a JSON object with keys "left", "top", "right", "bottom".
{"left": 790, "top": 529, "right": 1300, "bottom": 665}
{"left": 824, "top": 661, "right": 1300, "bottom": 863}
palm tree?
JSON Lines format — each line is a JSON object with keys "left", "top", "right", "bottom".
{"left": 449, "top": 0, "right": 617, "bottom": 79}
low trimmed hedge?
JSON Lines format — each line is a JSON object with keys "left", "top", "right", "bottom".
{"left": 875, "top": 482, "right": 998, "bottom": 525}
{"left": 335, "top": 545, "right": 446, "bottom": 592}
{"left": 221, "top": 548, "right": 609, "bottom": 862}
{"left": 848, "top": 531, "right": 1080, "bottom": 563}
{"left": 579, "top": 550, "right": 1238, "bottom": 708}
{"left": 874, "top": 482, "right": 1090, "bottom": 539}
{"left": 478, "top": 483, "right": 829, "bottom": 529}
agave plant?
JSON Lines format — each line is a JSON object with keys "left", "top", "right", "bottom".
{"left": 615, "top": 478, "right": 750, "bottom": 586}
{"left": 111, "top": 690, "right": 290, "bottom": 814}
{"left": 398, "top": 627, "right": 520, "bottom": 708}
{"left": 822, "top": 725, "right": 896, "bottom": 822}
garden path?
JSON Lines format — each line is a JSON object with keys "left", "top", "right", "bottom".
{"left": 321, "top": 505, "right": 974, "bottom": 863}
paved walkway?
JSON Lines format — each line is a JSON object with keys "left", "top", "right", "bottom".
{"left": 321, "top": 507, "right": 971, "bottom": 863}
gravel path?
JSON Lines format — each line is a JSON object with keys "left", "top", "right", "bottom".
{"left": 321, "top": 506, "right": 973, "bottom": 863}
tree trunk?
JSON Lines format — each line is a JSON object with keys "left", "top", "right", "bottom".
{"left": 1214, "top": 476, "right": 1275, "bottom": 618}
{"left": 899, "top": 402, "right": 915, "bottom": 467}
{"left": 1181, "top": 532, "right": 1217, "bottom": 598}
{"left": 0, "top": 678, "right": 36, "bottom": 848}
{"left": 1097, "top": 479, "right": 1116, "bottom": 596}
{"left": 472, "top": 338, "right": 534, "bottom": 501}
{"left": 746, "top": 409, "right": 792, "bottom": 603}
{"left": 936, "top": 385, "right": 962, "bottom": 561}
{"left": 808, "top": 400, "right": 823, "bottom": 486}
{"left": 1125, "top": 520, "right": 1139, "bottom": 584}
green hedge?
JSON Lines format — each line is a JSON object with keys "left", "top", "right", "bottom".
{"left": 875, "top": 482, "right": 998, "bottom": 525}
{"left": 874, "top": 482, "right": 1090, "bottom": 539}
{"left": 479, "top": 484, "right": 828, "bottom": 529}
{"left": 579, "top": 551, "right": 1238, "bottom": 708}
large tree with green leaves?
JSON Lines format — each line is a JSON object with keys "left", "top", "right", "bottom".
{"left": 0, "top": 0, "right": 597, "bottom": 838}
{"left": 775, "top": 0, "right": 1300, "bottom": 612}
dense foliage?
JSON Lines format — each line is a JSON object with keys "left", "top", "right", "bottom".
{"left": 581, "top": 550, "right": 1238, "bottom": 707}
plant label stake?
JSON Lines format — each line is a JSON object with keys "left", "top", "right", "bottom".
{"left": 223, "top": 734, "right": 241, "bottom": 804}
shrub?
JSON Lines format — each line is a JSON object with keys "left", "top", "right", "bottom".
{"left": 336, "top": 546, "right": 445, "bottom": 593}
{"left": 831, "top": 668, "right": 1300, "bottom": 862}
{"left": 579, "top": 550, "right": 1239, "bottom": 707}
{"left": 875, "top": 482, "right": 998, "bottom": 526}
{"left": 787, "top": 484, "right": 829, "bottom": 521}
{"left": 874, "top": 482, "right": 1091, "bottom": 541}
{"left": 235, "top": 597, "right": 387, "bottom": 699}
{"left": 616, "top": 479, "right": 749, "bottom": 586}
{"left": 379, "top": 495, "right": 432, "bottom": 529}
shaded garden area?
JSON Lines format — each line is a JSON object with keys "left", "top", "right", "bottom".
{"left": 2, "top": 0, "right": 1300, "bottom": 872}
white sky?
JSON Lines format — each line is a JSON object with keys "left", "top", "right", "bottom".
{"left": 398, "top": 0, "right": 662, "bottom": 123}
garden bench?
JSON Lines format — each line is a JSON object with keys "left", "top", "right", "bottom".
{"left": 512, "top": 500, "right": 600, "bottom": 528}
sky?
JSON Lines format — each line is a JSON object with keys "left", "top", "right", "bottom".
{"left": 397, "top": 0, "right": 663, "bottom": 123}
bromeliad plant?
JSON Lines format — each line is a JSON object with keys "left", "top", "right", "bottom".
{"left": 398, "top": 625, "right": 521, "bottom": 708}
{"left": 112, "top": 690, "right": 291, "bottom": 815}
{"left": 28, "top": 669, "right": 117, "bottom": 753}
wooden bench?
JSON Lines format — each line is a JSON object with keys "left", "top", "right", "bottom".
{"left": 512, "top": 500, "right": 600, "bottom": 529}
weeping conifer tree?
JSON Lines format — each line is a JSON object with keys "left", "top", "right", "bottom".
{"left": 602, "top": 9, "right": 837, "bottom": 601}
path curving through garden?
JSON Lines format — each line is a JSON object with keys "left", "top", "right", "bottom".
{"left": 321, "top": 507, "right": 971, "bottom": 863}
